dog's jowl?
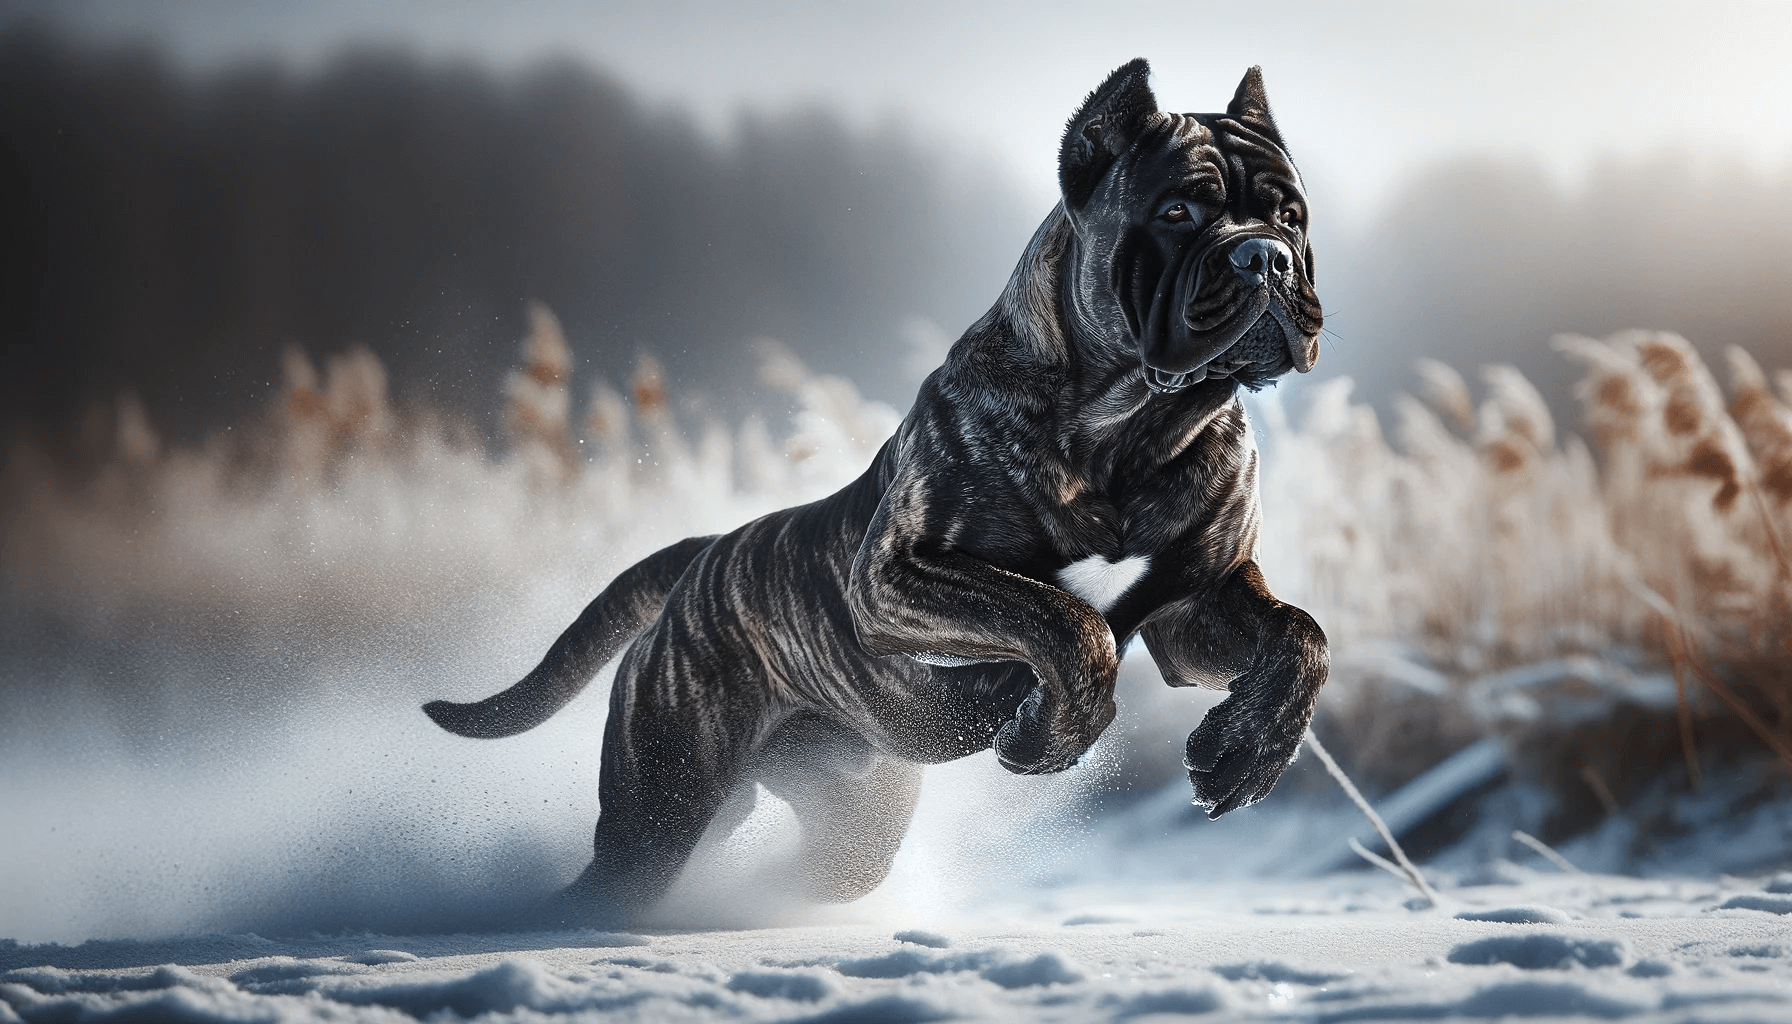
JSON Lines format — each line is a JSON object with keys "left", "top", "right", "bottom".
{"left": 425, "top": 59, "right": 1328, "bottom": 925}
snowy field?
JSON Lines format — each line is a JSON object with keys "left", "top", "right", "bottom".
{"left": 8, "top": 841, "right": 1792, "bottom": 1022}
{"left": 7, "top": 324, "right": 1792, "bottom": 1022}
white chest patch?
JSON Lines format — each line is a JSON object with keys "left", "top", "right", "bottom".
{"left": 1057, "top": 554, "right": 1150, "bottom": 614}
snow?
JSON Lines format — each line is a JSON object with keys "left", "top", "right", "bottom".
{"left": 8, "top": 842, "right": 1792, "bottom": 1022}
{"left": 6, "top": 545, "right": 1790, "bottom": 1024}
{"left": 891, "top": 930, "right": 951, "bottom": 949}
{"left": 1454, "top": 907, "right": 1573, "bottom": 925}
{"left": 1445, "top": 934, "right": 1628, "bottom": 969}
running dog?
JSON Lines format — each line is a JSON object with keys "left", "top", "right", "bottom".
{"left": 426, "top": 59, "right": 1327, "bottom": 924}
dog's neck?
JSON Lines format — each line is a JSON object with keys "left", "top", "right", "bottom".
{"left": 989, "top": 203, "right": 1078, "bottom": 366}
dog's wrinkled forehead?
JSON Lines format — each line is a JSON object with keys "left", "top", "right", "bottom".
{"left": 1107, "top": 113, "right": 1303, "bottom": 216}
{"left": 1057, "top": 60, "right": 1306, "bottom": 223}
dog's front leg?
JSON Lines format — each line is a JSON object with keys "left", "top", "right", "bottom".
{"left": 1140, "top": 561, "right": 1328, "bottom": 817}
{"left": 848, "top": 470, "right": 1118, "bottom": 774}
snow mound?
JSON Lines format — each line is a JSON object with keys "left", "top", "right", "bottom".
{"left": 228, "top": 958, "right": 367, "bottom": 992}
{"left": 1453, "top": 906, "right": 1571, "bottom": 924}
{"left": 1447, "top": 934, "right": 1628, "bottom": 970}
{"left": 1716, "top": 894, "right": 1792, "bottom": 914}
{"left": 977, "top": 952, "right": 1083, "bottom": 989}
{"left": 1106, "top": 985, "right": 1227, "bottom": 1017}
{"left": 316, "top": 960, "right": 593, "bottom": 1017}
{"left": 892, "top": 929, "right": 950, "bottom": 948}
{"left": 726, "top": 969, "right": 835, "bottom": 1001}
{"left": 1062, "top": 913, "right": 1132, "bottom": 925}
{"left": 833, "top": 948, "right": 994, "bottom": 978}
{"left": 1324, "top": 980, "right": 1646, "bottom": 1021}
{"left": 787, "top": 993, "right": 954, "bottom": 1024}
{"left": 0, "top": 965, "right": 246, "bottom": 1023}
{"left": 342, "top": 949, "right": 418, "bottom": 964}
{"left": 1213, "top": 961, "right": 1348, "bottom": 985}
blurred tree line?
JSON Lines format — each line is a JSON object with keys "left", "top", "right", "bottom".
{"left": 0, "top": 24, "right": 1031, "bottom": 446}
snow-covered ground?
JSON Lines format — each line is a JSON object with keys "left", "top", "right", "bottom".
{"left": 7, "top": 684, "right": 1792, "bottom": 1024}
{"left": 8, "top": 863, "right": 1792, "bottom": 1023}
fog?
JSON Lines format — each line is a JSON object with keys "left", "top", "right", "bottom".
{"left": 1325, "top": 155, "right": 1792, "bottom": 420}
{"left": 4, "top": 23, "right": 1788, "bottom": 452}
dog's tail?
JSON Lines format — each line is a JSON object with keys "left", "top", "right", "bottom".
{"left": 423, "top": 535, "right": 717, "bottom": 739}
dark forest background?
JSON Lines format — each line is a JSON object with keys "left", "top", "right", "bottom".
{"left": 0, "top": 24, "right": 1031, "bottom": 446}
{"left": 3, "top": 21, "right": 1790, "bottom": 451}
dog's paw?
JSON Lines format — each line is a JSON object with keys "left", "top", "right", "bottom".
{"left": 994, "top": 720, "right": 1082, "bottom": 775}
{"left": 993, "top": 686, "right": 1113, "bottom": 775}
{"left": 1184, "top": 695, "right": 1305, "bottom": 819}
{"left": 994, "top": 690, "right": 1075, "bottom": 774}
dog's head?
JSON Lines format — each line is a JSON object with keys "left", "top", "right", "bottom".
{"left": 1058, "top": 59, "right": 1322, "bottom": 394}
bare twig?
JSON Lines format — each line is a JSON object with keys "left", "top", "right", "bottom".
{"left": 1745, "top": 475, "right": 1792, "bottom": 587}
{"left": 1512, "top": 829, "right": 1581, "bottom": 873}
{"left": 1631, "top": 576, "right": 1792, "bottom": 777}
{"left": 1348, "top": 838, "right": 1411, "bottom": 882}
{"left": 1618, "top": 565, "right": 1679, "bottom": 624}
{"left": 1305, "top": 728, "right": 1441, "bottom": 908}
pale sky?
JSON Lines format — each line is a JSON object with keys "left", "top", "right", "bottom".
{"left": 12, "top": 0, "right": 1792, "bottom": 224}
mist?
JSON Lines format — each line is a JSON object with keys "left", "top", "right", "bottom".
{"left": 0, "top": 325, "right": 1140, "bottom": 944}
{"left": 1322, "top": 155, "right": 1792, "bottom": 425}
{"left": 7, "top": 25, "right": 1790, "bottom": 456}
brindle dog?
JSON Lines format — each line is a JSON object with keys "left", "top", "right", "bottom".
{"left": 425, "top": 59, "right": 1327, "bottom": 925}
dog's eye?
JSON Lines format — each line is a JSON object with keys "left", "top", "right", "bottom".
{"left": 1161, "top": 203, "right": 1192, "bottom": 223}
{"left": 1279, "top": 208, "right": 1304, "bottom": 229}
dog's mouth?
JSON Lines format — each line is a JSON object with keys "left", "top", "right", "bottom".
{"left": 1142, "top": 300, "right": 1304, "bottom": 395}
{"left": 1122, "top": 231, "right": 1321, "bottom": 397}
{"left": 1144, "top": 365, "right": 1199, "bottom": 394}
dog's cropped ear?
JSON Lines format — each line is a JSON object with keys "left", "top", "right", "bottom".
{"left": 1059, "top": 58, "right": 1157, "bottom": 207}
{"left": 1226, "top": 66, "right": 1286, "bottom": 151}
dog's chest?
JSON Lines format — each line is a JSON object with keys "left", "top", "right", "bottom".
{"left": 1056, "top": 553, "right": 1151, "bottom": 613}
{"left": 1033, "top": 481, "right": 1164, "bottom": 614}
{"left": 1030, "top": 411, "right": 1254, "bottom": 611}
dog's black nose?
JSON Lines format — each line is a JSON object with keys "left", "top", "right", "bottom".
{"left": 1229, "top": 238, "right": 1293, "bottom": 285}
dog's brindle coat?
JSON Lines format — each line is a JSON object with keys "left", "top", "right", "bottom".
{"left": 426, "top": 60, "right": 1327, "bottom": 924}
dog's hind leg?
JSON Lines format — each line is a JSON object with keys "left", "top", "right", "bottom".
{"left": 756, "top": 715, "right": 922, "bottom": 903}
{"left": 559, "top": 623, "right": 773, "bottom": 926}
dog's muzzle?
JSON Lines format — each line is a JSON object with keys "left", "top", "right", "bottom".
{"left": 1144, "top": 235, "right": 1306, "bottom": 395}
